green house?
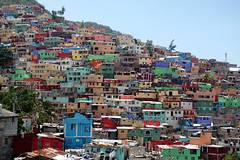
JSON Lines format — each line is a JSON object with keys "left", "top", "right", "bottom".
{"left": 14, "top": 24, "right": 29, "bottom": 33}
{"left": 155, "top": 86, "right": 178, "bottom": 92}
{"left": 75, "top": 98, "right": 93, "bottom": 104}
{"left": 44, "top": 96, "right": 69, "bottom": 103}
{"left": 198, "top": 82, "right": 212, "bottom": 91}
{"left": 219, "top": 96, "right": 240, "bottom": 108}
{"left": 128, "top": 128, "right": 164, "bottom": 144}
{"left": 153, "top": 67, "right": 177, "bottom": 77}
{"left": 66, "top": 67, "right": 91, "bottom": 82}
{"left": 39, "top": 50, "right": 56, "bottom": 59}
{"left": 44, "top": 37, "right": 64, "bottom": 47}
{"left": 142, "top": 101, "right": 163, "bottom": 109}
{"left": 10, "top": 69, "right": 31, "bottom": 81}
{"left": 143, "top": 109, "right": 166, "bottom": 122}
{"left": 194, "top": 100, "right": 214, "bottom": 115}
{"left": 60, "top": 82, "right": 86, "bottom": 95}
{"left": 100, "top": 63, "right": 115, "bottom": 79}
{"left": 87, "top": 54, "right": 119, "bottom": 63}
{"left": 159, "top": 145, "right": 200, "bottom": 160}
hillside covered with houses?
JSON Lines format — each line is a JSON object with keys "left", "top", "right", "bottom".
{"left": 0, "top": 1, "right": 240, "bottom": 160}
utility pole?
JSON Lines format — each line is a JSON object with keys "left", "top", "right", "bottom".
{"left": 225, "top": 53, "right": 228, "bottom": 63}
{"left": 12, "top": 86, "right": 17, "bottom": 113}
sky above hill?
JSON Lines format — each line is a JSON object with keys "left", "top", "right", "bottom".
{"left": 37, "top": 0, "right": 240, "bottom": 65}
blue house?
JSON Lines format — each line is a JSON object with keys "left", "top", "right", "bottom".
{"left": 176, "top": 60, "right": 192, "bottom": 73}
{"left": 64, "top": 112, "right": 93, "bottom": 149}
{"left": 154, "top": 61, "right": 170, "bottom": 68}
{"left": 195, "top": 116, "right": 212, "bottom": 128}
{"left": 178, "top": 52, "right": 192, "bottom": 60}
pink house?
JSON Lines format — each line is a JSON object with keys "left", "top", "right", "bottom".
{"left": 93, "top": 34, "right": 113, "bottom": 42}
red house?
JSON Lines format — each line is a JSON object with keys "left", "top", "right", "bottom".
{"left": 57, "top": 52, "right": 72, "bottom": 58}
{"left": 101, "top": 116, "right": 121, "bottom": 129}
{"left": 35, "top": 32, "right": 49, "bottom": 42}
{"left": 183, "top": 109, "right": 196, "bottom": 121}
{"left": 12, "top": 133, "right": 37, "bottom": 157}
{"left": 32, "top": 133, "right": 64, "bottom": 151}
{"left": 35, "top": 84, "right": 60, "bottom": 91}
{"left": 201, "top": 145, "right": 229, "bottom": 160}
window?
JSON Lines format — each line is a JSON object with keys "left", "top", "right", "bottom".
{"left": 4, "top": 138, "right": 8, "bottom": 145}
{"left": 190, "top": 149, "right": 197, "bottom": 154}
{"left": 71, "top": 123, "right": 76, "bottom": 130}
{"left": 85, "top": 126, "right": 90, "bottom": 132}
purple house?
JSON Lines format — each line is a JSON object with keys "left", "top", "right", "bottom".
{"left": 195, "top": 116, "right": 212, "bottom": 127}
{"left": 154, "top": 61, "right": 169, "bottom": 68}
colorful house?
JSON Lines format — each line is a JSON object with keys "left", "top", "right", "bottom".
{"left": 153, "top": 67, "right": 177, "bottom": 77}
{"left": 66, "top": 67, "right": 91, "bottom": 82}
{"left": 10, "top": 69, "right": 31, "bottom": 81}
{"left": 38, "top": 50, "right": 56, "bottom": 59}
{"left": 142, "top": 109, "right": 165, "bottom": 126}
{"left": 64, "top": 112, "right": 92, "bottom": 149}
{"left": 158, "top": 144, "right": 200, "bottom": 160}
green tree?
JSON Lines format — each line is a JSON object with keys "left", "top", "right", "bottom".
{"left": 61, "top": 6, "right": 65, "bottom": 15}
{"left": 224, "top": 153, "right": 238, "bottom": 160}
{"left": 146, "top": 40, "right": 154, "bottom": 55}
{"left": 168, "top": 39, "right": 176, "bottom": 52}
{"left": 51, "top": 10, "right": 57, "bottom": 20}
{"left": 0, "top": 87, "right": 55, "bottom": 133}
{"left": 202, "top": 72, "right": 214, "bottom": 83}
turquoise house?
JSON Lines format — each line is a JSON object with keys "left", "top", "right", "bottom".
{"left": 219, "top": 96, "right": 240, "bottom": 108}
{"left": 159, "top": 144, "right": 200, "bottom": 160}
{"left": 85, "top": 142, "right": 127, "bottom": 160}
{"left": 128, "top": 128, "right": 164, "bottom": 144}
{"left": 64, "top": 113, "right": 92, "bottom": 149}
{"left": 10, "top": 69, "right": 31, "bottom": 81}
{"left": 39, "top": 50, "right": 56, "bottom": 59}
{"left": 44, "top": 37, "right": 64, "bottom": 47}
{"left": 194, "top": 100, "right": 214, "bottom": 115}
{"left": 66, "top": 67, "right": 91, "bottom": 82}
{"left": 44, "top": 96, "right": 69, "bottom": 103}
{"left": 100, "top": 63, "right": 115, "bottom": 79}
{"left": 142, "top": 101, "right": 163, "bottom": 109}
{"left": 60, "top": 82, "right": 86, "bottom": 95}
{"left": 143, "top": 109, "right": 166, "bottom": 126}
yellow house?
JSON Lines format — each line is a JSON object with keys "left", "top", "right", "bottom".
{"left": 120, "top": 118, "right": 133, "bottom": 126}
{"left": 135, "top": 90, "right": 158, "bottom": 100}
{"left": 158, "top": 90, "right": 179, "bottom": 101}
{"left": 46, "top": 75, "right": 65, "bottom": 85}
{"left": 138, "top": 81, "right": 152, "bottom": 89}
{"left": 71, "top": 34, "right": 85, "bottom": 45}
{"left": 114, "top": 71, "right": 137, "bottom": 81}
{"left": 27, "top": 63, "right": 61, "bottom": 81}
{"left": 117, "top": 34, "right": 134, "bottom": 45}
{"left": 117, "top": 126, "right": 135, "bottom": 140}
{"left": 92, "top": 95, "right": 105, "bottom": 104}
{"left": 72, "top": 48, "right": 90, "bottom": 61}
{"left": 107, "top": 108, "right": 123, "bottom": 116}
{"left": 81, "top": 74, "right": 103, "bottom": 83}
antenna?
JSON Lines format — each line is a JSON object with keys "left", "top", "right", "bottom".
{"left": 225, "top": 53, "right": 227, "bottom": 62}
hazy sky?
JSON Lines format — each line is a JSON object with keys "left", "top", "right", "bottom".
{"left": 37, "top": 0, "right": 240, "bottom": 65}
